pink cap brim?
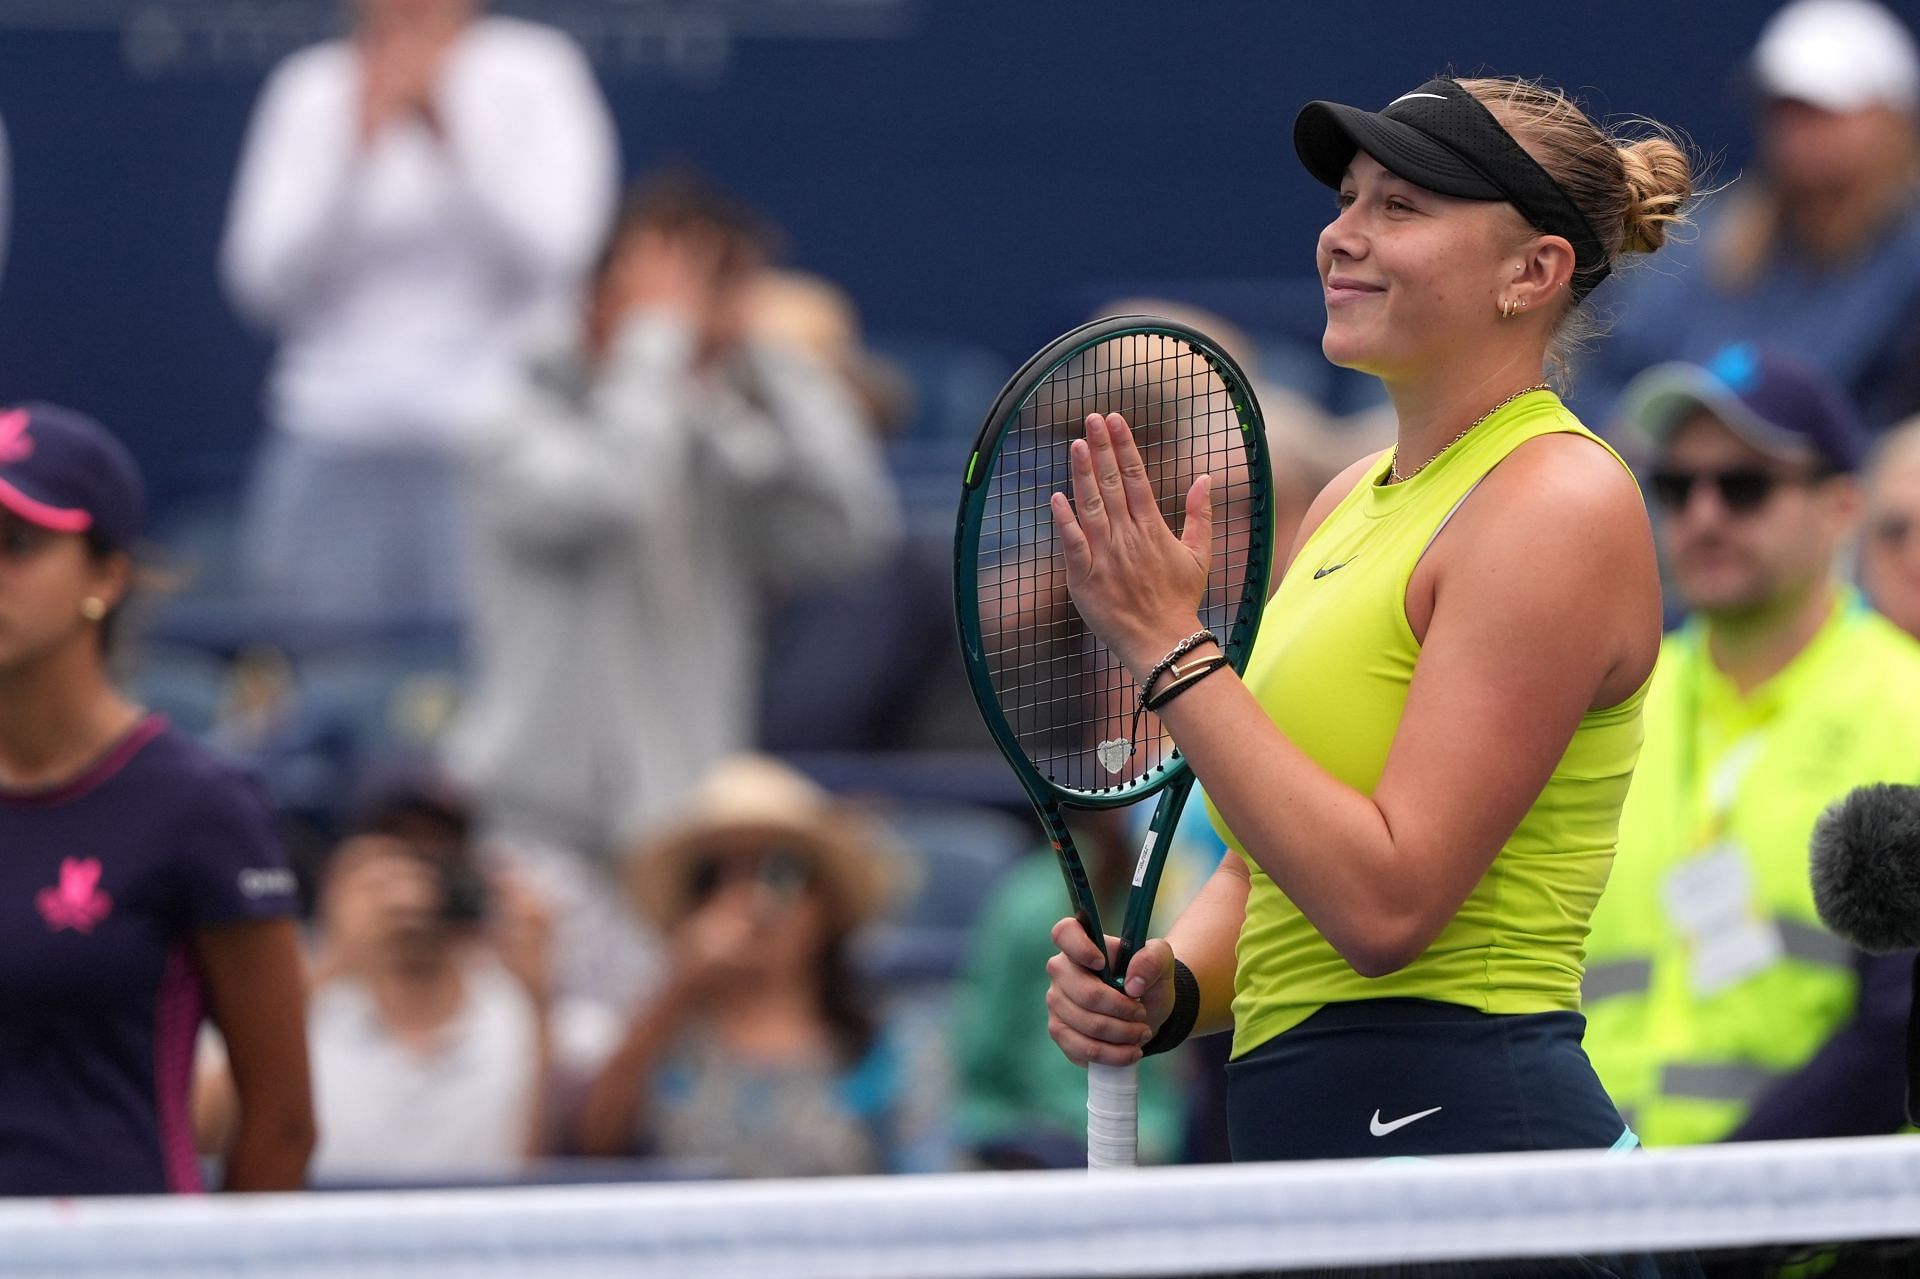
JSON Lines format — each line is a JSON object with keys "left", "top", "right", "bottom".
{"left": 0, "top": 475, "right": 93, "bottom": 533}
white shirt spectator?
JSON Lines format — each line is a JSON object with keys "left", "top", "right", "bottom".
{"left": 222, "top": 17, "right": 617, "bottom": 449}
{"left": 307, "top": 956, "right": 539, "bottom": 1180}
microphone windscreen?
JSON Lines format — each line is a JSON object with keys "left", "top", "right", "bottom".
{"left": 1809, "top": 783, "right": 1920, "bottom": 955}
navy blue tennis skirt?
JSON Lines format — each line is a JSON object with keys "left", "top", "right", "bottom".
{"left": 1226, "top": 998, "right": 1633, "bottom": 1163}
{"left": 1223, "top": 1001, "right": 1703, "bottom": 1279}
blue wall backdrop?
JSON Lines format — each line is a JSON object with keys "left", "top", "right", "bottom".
{"left": 0, "top": 0, "right": 1914, "bottom": 514}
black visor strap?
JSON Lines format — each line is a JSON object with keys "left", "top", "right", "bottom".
{"left": 1416, "top": 78, "right": 1613, "bottom": 300}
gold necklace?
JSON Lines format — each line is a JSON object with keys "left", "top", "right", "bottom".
{"left": 1388, "top": 384, "right": 1551, "bottom": 483}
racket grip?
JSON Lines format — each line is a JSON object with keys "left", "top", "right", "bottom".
{"left": 1086, "top": 1061, "right": 1140, "bottom": 1171}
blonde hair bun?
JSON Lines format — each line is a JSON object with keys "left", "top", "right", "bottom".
{"left": 1617, "top": 134, "right": 1694, "bottom": 255}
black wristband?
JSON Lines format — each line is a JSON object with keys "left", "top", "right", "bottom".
{"left": 1140, "top": 958, "right": 1200, "bottom": 1057}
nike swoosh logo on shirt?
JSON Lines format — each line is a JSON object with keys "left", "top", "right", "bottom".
{"left": 1370, "top": 1106, "right": 1443, "bottom": 1137}
{"left": 1312, "top": 558, "right": 1355, "bottom": 579}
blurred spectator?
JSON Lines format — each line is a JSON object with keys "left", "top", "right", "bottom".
{"left": 221, "top": 0, "right": 617, "bottom": 622}
{"left": 575, "top": 755, "right": 930, "bottom": 1177}
{"left": 1582, "top": 344, "right": 1919, "bottom": 1145}
{"left": 750, "top": 270, "right": 978, "bottom": 752}
{"left": 740, "top": 271, "right": 915, "bottom": 438}
{"left": 296, "top": 778, "right": 555, "bottom": 1181}
{"left": 0, "top": 404, "right": 312, "bottom": 1195}
{"left": 1578, "top": 0, "right": 1920, "bottom": 432}
{"left": 444, "top": 173, "right": 900, "bottom": 862}
{"left": 1859, "top": 414, "right": 1920, "bottom": 635}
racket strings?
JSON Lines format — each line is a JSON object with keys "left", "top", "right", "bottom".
{"left": 976, "top": 332, "right": 1262, "bottom": 795}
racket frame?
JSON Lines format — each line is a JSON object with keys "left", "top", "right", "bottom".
{"left": 954, "top": 313, "right": 1274, "bottom": 984}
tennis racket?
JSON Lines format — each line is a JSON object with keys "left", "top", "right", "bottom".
{"left": 954, "top": 314, "right": 1274, "bottom": 1169}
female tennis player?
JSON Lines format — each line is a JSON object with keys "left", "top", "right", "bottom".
{"left": 0, "top": 404, "right": 314, "bottom": 1193}
{"left": 1045, "top": 76, "right": 1693, "bottom": 1160}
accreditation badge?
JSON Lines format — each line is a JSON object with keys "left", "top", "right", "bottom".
{"left": 1660, "top": 844, "right": 1785, "bottom": 998}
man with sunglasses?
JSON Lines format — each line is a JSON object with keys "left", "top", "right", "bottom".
{"left": 1581, "top": 342, "right": 1919, "bottom": 1146}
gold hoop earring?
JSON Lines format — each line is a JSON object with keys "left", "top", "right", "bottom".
{"left": 1499, "top": 298, "right": 1515, "bottom": 320}
{"left": 81, "top": 598, "right": 106, "bottom": 622}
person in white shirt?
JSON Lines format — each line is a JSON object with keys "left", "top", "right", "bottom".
{"left": 194, "top": 776, "right": 560, "bottom": 1182}
{"left": 221, "top": 0, "right": 618, "bottom": 621}
{"left": 304, "top": 785, "right": 554, "bottom": 1181}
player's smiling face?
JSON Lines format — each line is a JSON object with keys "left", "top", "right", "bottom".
{"left": 1316, "top": 152, "right": 1525, "bottom": 379}
{"left": 0, "top": 512, "right": 118, "bottom": 672}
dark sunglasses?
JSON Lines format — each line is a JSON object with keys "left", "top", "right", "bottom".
{"left": 1871, "top": 511, "right": 1920, "bottom": 550}
{"left": 1648, "top": 467, "right": 1824, "bottom": 516}
{"left": 688, "top": 847, "right": 817, "bottom": 904}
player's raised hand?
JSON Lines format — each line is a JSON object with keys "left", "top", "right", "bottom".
{"left": 1050, "top": 411, "right": 1213, "bottom": 677}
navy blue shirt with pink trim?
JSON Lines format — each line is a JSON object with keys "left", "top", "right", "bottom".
{"left": 0, "top": 716, "right": 296, "bottom": 1195}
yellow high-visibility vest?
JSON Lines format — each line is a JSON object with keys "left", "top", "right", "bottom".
{"left": 1584, "top": 594, "right": 1920, "bottom": 1145}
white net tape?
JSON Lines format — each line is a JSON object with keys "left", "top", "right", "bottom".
{"left": 3, "top": 1136, "right": 1917, "bottom": 1278}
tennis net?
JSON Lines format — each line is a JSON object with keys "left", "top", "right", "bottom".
{"left": 2, "top": 1135, "right": 1916, "bottom": 1278}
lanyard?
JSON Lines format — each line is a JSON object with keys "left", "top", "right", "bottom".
{"left": 1674, "top": 629, "right": 1766, "bottom": 854}
{"left": 1673, "top": 597, "right": 1860, "bottom": 852}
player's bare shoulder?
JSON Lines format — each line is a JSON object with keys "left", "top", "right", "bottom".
{"left": 1463, "top": 430, "right": 1660, "bottom": 666}
{"left": 1471, "top": 430, "right": 1652, "bottom": 556}
{"left": 1426, "top": 429, "right": 1658, "bottom": 623}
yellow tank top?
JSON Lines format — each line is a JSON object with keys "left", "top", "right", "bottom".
{"left": 1212, "top": 390, "right": 1648, "bottom": 1058}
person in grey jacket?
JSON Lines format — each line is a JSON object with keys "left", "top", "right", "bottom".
{"left": 446, "top": 174, "right": 901, "bottom": 873}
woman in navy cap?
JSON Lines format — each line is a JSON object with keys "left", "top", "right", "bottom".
{"left": 1044, "top": 77, "right": 1699, "bottom": 1169}
{"left": 0, "top": 404, "right": 314, "bottom": 1194}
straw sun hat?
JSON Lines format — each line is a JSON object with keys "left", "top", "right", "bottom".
{"left": 626, "top": 754, "right": 902, "bottom": 933}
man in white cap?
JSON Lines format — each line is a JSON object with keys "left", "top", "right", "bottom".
{"left": 1579, "top": 0, "right": 1920, "bottom": 432}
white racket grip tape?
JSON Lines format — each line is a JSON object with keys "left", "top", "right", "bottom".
{"left": 1086, "top": 1061, "right": 1140, "bottom": 1171}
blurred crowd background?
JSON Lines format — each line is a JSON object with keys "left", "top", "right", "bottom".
{"left": 3, "top": 0, "right": 1920, "bottom": 1189}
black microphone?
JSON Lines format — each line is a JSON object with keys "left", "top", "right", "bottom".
{"left": 1810, "top": 783, "right": 1920, "bottom": 953}
{"left": 1808, "top": 782, "right": 1920, "bottom": 1126}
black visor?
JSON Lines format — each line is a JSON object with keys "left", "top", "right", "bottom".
{"left": 1294, "top": 77, "right": 1612, "bottom": 301}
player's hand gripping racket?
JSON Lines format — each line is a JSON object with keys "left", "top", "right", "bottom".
{"left": 954, "top": 315, "right": 1273, "bottom": 1169}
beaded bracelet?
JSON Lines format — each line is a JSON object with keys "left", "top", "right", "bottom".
{"left": 1139, "top": 629, "right": 1218, "bottom": 705}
